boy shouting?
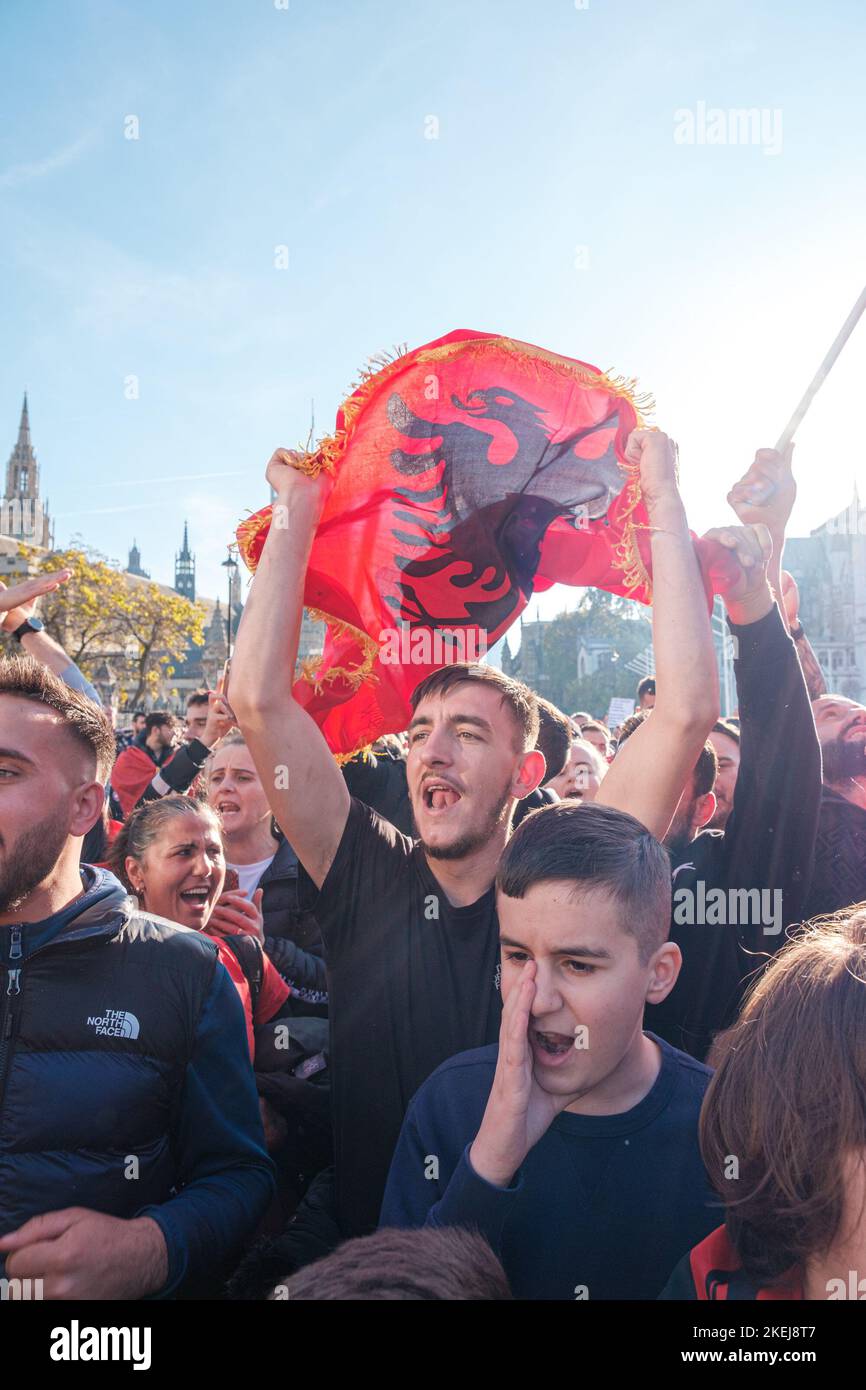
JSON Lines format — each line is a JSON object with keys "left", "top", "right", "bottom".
{"left": 380, "top": 800, "right": 719, "bottom": 1299}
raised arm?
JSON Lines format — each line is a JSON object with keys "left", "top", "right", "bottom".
{"left": 727, "top": 445, "right": 826, "bottom": 698}
{"left": 595, "top": 430, "right": 719, "bottom": 839}
{"left": 0, "top": 572, "right": 102, "bottom": 701}
{"left": 229, "top": 452, "right": 350, "bottom": 888}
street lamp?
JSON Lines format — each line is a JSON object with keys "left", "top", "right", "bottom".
{"left": 221, "top": 547, "right": 240, "bottom": 657}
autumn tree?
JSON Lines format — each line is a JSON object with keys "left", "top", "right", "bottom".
{"left": 14, "top": 545, "right": 205, "bottom": 707}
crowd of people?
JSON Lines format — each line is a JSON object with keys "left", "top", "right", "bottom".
{"left": 1, "top": 428, "right": 865, "bottom": 1302}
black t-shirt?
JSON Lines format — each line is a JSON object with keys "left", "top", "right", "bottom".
{"left": 315, "top": 798, "right": 502, "bottom": 1237}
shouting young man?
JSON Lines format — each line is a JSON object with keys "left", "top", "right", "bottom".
{"left": 229, "top": 429, "right": 719, "bottom": 1266}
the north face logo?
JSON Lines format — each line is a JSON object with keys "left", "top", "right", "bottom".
{"left": 86, "top": 1009, "right": 140, "bottom": 1040}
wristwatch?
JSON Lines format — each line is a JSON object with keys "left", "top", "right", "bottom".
{"left": 789, "top": 623, "right": 805, "bottom": 641}
{"left": 12, "top": 617, "right": 44, "bottom": 641}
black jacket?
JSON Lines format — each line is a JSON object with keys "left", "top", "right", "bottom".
{"left": 648, "top": 605, "right": 821, "bottom": 1061}
{"left": 259, "top": 837, "right": 328, "bottom": 1009}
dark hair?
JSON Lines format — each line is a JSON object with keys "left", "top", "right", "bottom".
{"left": 409, "top": 663, "right": 539, "bottom": 751}
{"left": 186, "top": 689, "right": 210, "bottom": 710}
{"left": 145, "top": 710, "right": 174, "bottom": 735}
{"left": 534, "top": 697, "right": 572, "bottom": 781}
{"left": 637, "top": 676, "right": 656, "bottom": 699}
{"left": 133, "top": 710, "right": 146, "bottom": 720}
{"left": 109, "top": 797, "right": 222, "bottom": 891}
{"left": 271, "top": 1227, "right": 513, "bottom": 1301}
{"left": 0, "top": 654, "right": 115, "bottom": 782}
{"left": 618, "top": 710, "right": 718, "bottom": 797}
{"left": 712, "top": 718, "right": 740, "bottom": 748}
{"left": 496, "top": 799, "right": 672, "bottom": 964}
{"left": 701, "top": 909, "right": 866, "bottom": 1288}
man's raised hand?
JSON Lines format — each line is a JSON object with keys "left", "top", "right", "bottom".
{"left": 727, "top": 445, "right": 796, "bottom": 537}
{"left": 266, "top": 448, "right": 334, "bottom": 512}
{"left": 702, "top": 523, "right": 774, "bottom": 626}
{"left": 623, "top": 429, "right": 680, "bottom": 513}
{"left": 0, "top": 570, "right": 70, "bottom": 628}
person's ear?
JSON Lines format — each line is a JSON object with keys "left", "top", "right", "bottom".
{"left": 644, "top": 941, "right": 682, "bottom": 1005}
{"left": 694, "top": 791, "right": 717, "bottom": 830}
{"left": 69, "top": 781, "right": 107, "bottom": 838}
{"left": 513, "top": 749, "right": 546, "bottom": 799}
{"left": 125, "top": 855, "right": 145, "bottom": 898}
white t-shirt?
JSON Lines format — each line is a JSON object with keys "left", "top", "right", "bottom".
{"left": 228, "top": 855, "right": 276, "bottom": 900}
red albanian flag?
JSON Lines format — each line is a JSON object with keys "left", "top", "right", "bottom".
{"left": 237, "top": 329, "right": 660, "bottom": 761}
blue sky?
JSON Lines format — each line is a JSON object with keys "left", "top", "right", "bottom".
{"left": 2, "top": 0, "right": 865, "bottom": 617}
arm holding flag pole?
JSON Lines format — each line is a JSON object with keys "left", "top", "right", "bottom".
{"left": 230, "top": 451, "right": 350, "bottom": 890}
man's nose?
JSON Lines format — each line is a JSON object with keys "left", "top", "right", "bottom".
{"left": 418, "top": 727, "right": 452, "bottom": 764}
{"left": 529, "top": 966, "right": 563, "bottom": 1017}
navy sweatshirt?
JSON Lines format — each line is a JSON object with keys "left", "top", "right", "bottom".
{"left": 380, "top": 1035, "right": 720, "bottom": 1300}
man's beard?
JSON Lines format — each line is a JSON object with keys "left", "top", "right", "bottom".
{"left": 821, "top": 735, "right": 866, "bottom": 785}
{"left": 0, "top": 811, "right": 71, "bottom": 915}
{"left": 664, "top": 803, "right": 698, "bottom": 859}
{"left": 417, "top": 781, "right": 514, "bottom": 862}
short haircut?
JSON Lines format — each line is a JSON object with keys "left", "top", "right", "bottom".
{"left": 0, "top": 654, "right": 115, "bottom": 782}
{"left": 534, "top": 697, "right": 573, "bottom": 781}
{"left": 409, "top": 663, "right": 539, "bottom": 751}
{"left": 109, "top": 796, "right": 222, "bottom": 890}
{"left": 186, "top": 689, "right": 210, "bottom": 710}
{"left": 701, "top": 909, "right": 866, "bottom": 1288}
{"left": 580, "top": 718, "right": 610, "bottom": 745}
{"left": 637, "top": 676, "right": 656, "bottom": 699}
{"left": 571, "top": 711, "right": 592, "bottom": 726}
{"left": 145, "top": 711, "right": 174, "bottom": 735}
{"left": 618, "top": 710, "right": 717, "bottom": 797}
{"left": 496, "top": 799, "right": 672, "bottom": 964}
{"left": 271, "top": 1227, "right": 513, "bottom": 1301}
{"left": 133, "top": 709, "right": 146, "bottom": 720}
{"left": 712, "top": 718, "right": 740, "bottom": 748}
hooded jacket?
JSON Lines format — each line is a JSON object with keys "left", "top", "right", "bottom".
{"left": 0, "top": 867, "right": 274, "bottom": 1297}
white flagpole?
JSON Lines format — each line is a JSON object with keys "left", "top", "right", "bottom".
{"left": 775, "top": 283, "right": 866, "bottom": 452}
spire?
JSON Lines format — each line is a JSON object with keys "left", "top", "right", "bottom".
{"left": 17, "top": 393, "right": 31, "bottom": 451}
{"left": 174, "top": 520, "right": 196, "bottom": 601}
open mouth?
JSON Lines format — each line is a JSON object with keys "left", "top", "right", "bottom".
{"left": 421, "top": 780, "right": 462, "bottom": 813}
{"left": 531, "top": 1029, "right": 577, "bottom": 1064}
{"left": 217, "top": 800, "right": 241, "bottom": 815}
{"left": 179, "top": 886, "right": 211, "bottom": 910}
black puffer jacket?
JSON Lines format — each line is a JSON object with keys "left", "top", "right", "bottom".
{"left": 0, "top": 868, "right": 274, "bottom": 1295}
{"left": 259, "top": 838, "right": 328, "bottom": 1012}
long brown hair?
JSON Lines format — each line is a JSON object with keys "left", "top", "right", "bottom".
{"left": 701, "top": 908, "right": 866, "bottom": 1286}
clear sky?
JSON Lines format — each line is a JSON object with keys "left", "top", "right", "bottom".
{"left": 2, "top": 0, "right": 865, "bottom": 615}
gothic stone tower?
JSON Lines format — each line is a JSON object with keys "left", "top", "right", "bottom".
{"left": 2, "top": 394, "right": 52, "bottom": 548}
{"left": 174, "top": 521, "right": 196, "bottom": 601}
